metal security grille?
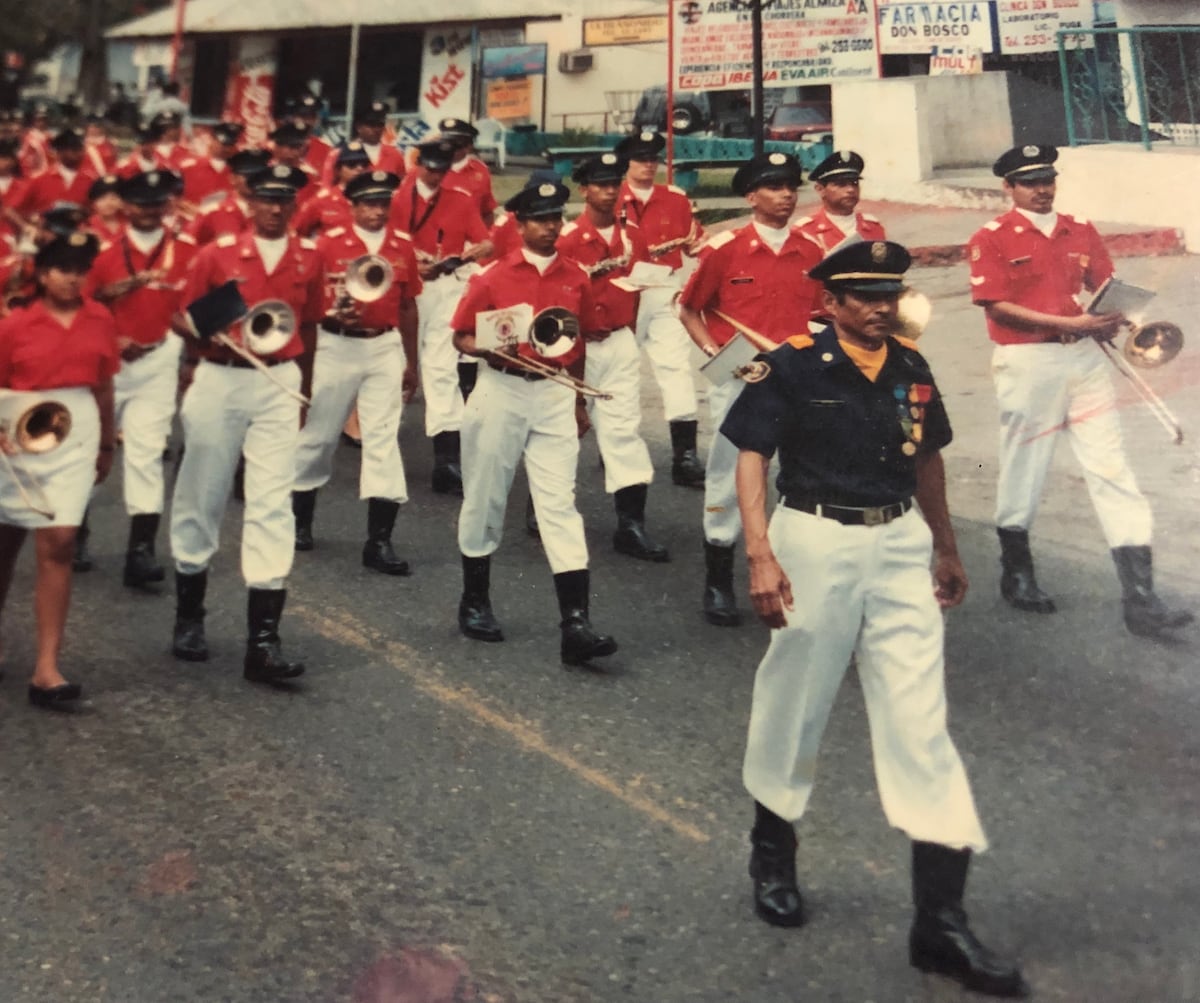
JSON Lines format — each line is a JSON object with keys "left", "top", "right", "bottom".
{"left": 1058, "top": 26, "right": 1200, "bottom": 150}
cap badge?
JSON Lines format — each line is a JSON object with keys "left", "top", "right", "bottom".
{"left": 839, "top": 150, "right": 850, "bottom": 160}
{"left": 274, "top": 165, "right": 290, "bottom": 178}
{"left": 147, "top": 171, "right": 159, "bottom": 185}
{"left": 1023, "top": 144, "right": 1039, "bottom": 157}
{"left": 538, "top": 183, "right": 557, "bottom": 197}
{"left": 69, "top": 233, "right": 87, "bottom": 247}
{"left": 348, "top": 142, "right": 363, "bottom": 151}
{"left": 871, "top": 242, "right": 888, "bottom": 263}
{"left": 640, "top": 130, "right": 655, "bottom": 142}
{"left": 768, "top": 152, "right": 787, "bottom": 165}
{"left": 601, "top": 153, "right": 617, "bottom": 165}
{"left": 373, "top": 170, "right": 387, "bottom": 181}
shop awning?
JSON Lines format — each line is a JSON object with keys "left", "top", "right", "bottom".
{"left": 107, "top": 0, "right": 564, "bottom": 38}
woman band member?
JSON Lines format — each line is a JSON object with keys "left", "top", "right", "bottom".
{"left": 0, "top": 232, "right": 117, "bottom": 707}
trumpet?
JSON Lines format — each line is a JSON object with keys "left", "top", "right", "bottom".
{"left": 331, "top": 253, "right": 394, "bottom": 317}
{"left": 1096, "top": 319, "right": 1185, "bottom": 444}
{"left": 488, "top": 307, "right": 613, "bottom": 399}
{"left": 0, "top": 392, "right": 73, "bottom": 520}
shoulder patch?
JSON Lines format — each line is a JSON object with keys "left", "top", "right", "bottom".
{"left": 786, "top": 334, "right": 814, "bottom": 350}
{"left": 705, "top": 230, "right": 736, "bottom": 251}
{"left": 984, "top": 220, "right": 1002, "bottom": 232}
{"left": 176, "top": 233, "right": 197, "bottom": 246}
{"left": 299, "top": 237, "right": 317, "bottom": 250}
{"left": 200, "top": 201, "right": 221, "bottom": 215}
{"left": 215, "top": 234, "right": 237, "bottom": 247}
{"left": 667, "top": 184, "right": 688, "bottom": 196}
{"left": 392, "top": 229, "right": 411, "bottom": 241}
{"left": 326, "top": 226, "right": 345, "bottom": 238}
{"left": 1071, "top": 214, "right": 1089, "bottom": 225}
{"left": 560, "top": 221, "right": 579, "bottom": 236}
{"left": 861, "top": 212, "right": 880, "bottom": 223}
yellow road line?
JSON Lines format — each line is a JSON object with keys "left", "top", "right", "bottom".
{"left": 293, "top": 604, "right": 711, "bottom": 845}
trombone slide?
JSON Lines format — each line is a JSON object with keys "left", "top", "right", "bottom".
{"left": 1097, "top": 340, "right": 1184, "bottom": 445}
{"left": 486, "top": 351, "right": 613, "bottom": 400}
{"left": 212, "top": 335, "right": 311, "bottom": 407}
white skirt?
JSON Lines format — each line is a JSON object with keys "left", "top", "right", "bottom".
{"left": 0, "top": 387, "right": 100, "bottom": 528}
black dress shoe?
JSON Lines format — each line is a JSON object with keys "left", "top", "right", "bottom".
{"left": 560, "top": 615, "right": 618, "bottom": 666}
{"left": 431, "top": 461, "right": 463, "bottom": 496}
{"left": 362, "top": 539, "right": 411, "bottom": 576}
{"left": 459, "top": 598, "right": 504, "bottom": 642}
{"left": 910, "top": 908, "right": 1030, "bottom": 997}
{"left": 749, "top": 826, "right": 806, "bottom": 927}
{"left": 29, "top": 682, "right": 83, "bottom": 708}
{"left": 123, "top": 545, "right": 166, "bottom": 589}
{"left": 613, "top": 523, "right": 670, "bottom": 562}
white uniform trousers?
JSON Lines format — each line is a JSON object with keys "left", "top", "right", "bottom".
{"left": 294, "top": 327, "right": 408, "bottom": 501}
{"left": 743, "top": 506, "right": 988, "bottom": 852}
{"left": 417, "top": 271, "right": 472, "bottom": 438}
{"left": 113, "top": 332, "right": 183, "bottom": 515}
{"left": 458, "top": 366, "right": 588, "bottom": 574}
{"left": 703, "top": 378, "right": 747, "bottom": 546}
{"left": 992, "top": 341, "right": 1152, "bottom": 546}
{"left": 170, "top": 359, "right": 301, "bottom": 590}
{"left": 583, "top": 327, "right": 654, "bottom": 494}
{"left": 635, "top": 283, "right": 699, "bottom": 422}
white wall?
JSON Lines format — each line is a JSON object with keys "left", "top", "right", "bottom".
{"left": 1112, "top": 0, "right": 1200, "bottom": 26}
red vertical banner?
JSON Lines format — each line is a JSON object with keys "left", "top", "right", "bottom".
{"left": 666, "top": 0, "right": 675, "bottom": 184}
{"left": 222, "top": 37, "right": 278, "bottom": 148}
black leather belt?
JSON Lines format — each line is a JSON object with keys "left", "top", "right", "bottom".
{"left": 207, "top": 354, "right": 291, "bottom": 369}
{"left": 121, "top": 338, "right": 166, "bottom": 362}
{"left": 782, "top": 496, "right": 912, "bottom": 527}
{"left": 487, "top": 360, "right": 545, "bottom": 382}
{"left": 322, "top": 320, "right": 388, "bottom": 338}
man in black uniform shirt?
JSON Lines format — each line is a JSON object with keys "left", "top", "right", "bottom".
{"left": 721, "top": 241, "right": 1027, "bottom": 998}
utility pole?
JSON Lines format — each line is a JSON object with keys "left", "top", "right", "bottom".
{"left": 750, "top": 0, "right": 766, "bottom": 155}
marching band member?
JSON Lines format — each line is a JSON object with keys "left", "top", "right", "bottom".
{"left": 558, "top": 152, "right": 668, "bottom": 562}
{"left": 178, "top": 120, "right": 244, "bottom": 218}
{"left": 293, "top": 169, "right": 420, "bottom": 573}
{"left": 292, "top": 142, "right": 369, "bottom": 239}
{"left": 150, "top": 112, "right": 192, "bottom": 173}
{"left": 678, "top": 152, "right": 823, "bottom": 627}
{"left": 434, "top": 117, "right": 498, "bottom": 227}
{"left": 116, "top": 120, "right": 166, "bottom": 179}
{"left": 389, "top": 139, "right": 492, "bottom": 495}
{"left": 87, "top": 170, "right": 195, "bottom": 590}
{"left": 268, "top": 120, "right": 319, "bottom": 207}
{"left": 185, "top": 148, "right": 270, "bottom": 245}
{"left": 615, "top": 130, "right": 707, "bottom": 489}
{"left": 16, "top": 128, "right": 99, "bottom": 220}
{"left": 85, "top": 173, "right": 125, "bottom": 243}
{"left": 319, "top": 102, "right": 406, "bottom": 184}
{"left": 83, "top": 116, "right": 119, "bottom": 176}
{"left": 968, "top": 143, "right": 1192, "bottom": 638}
{"left": 0, "top": 232, "right": 117, "bottom": 708}
{"left": 169, "top": 164, "right": 325, "bottom": 684}
{"left": 723, "top": 239, "right": 1027, "bottom": 998}
{"left": 450, "top": 180, "right": 617, "bottom": 666}
{"left": 291, "top": 96, "right": 334, "bottom": 176}
{"left": 17, "top": 104, "right": 51, "bottom": 177}
{"left": 0, "top": 137, "right": 29, "bottom": 246}
{"left": 2, "top": 203, "right": 88, "bottom": 320}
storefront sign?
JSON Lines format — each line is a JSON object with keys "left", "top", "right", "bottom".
{"left": 997, "top": 0, "right": 1094, "bottom": 54}
{"left": 223, "top": 36, "right": 276, "bottom": 148}
{"left": 929, "top": 45, "right": 985, "bottom": 73}
{"left": 486, "top": 77, "right": 534, "bottom": 121}
{"left": 672, "top": 0, "right": 878, "bottom": 91}
{"left": 414, "top": 27, "right": 472, "bottom": 141}
{"left": 583, "top": 15, "right": 669, "bottom": 47}
{"left": 481, "top": 45, "right": 548, "bottom": 80}
{"left": 878, "top": 2, "right": 994, "bottom": 54}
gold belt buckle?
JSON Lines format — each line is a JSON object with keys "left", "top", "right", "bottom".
{"left": 863, "top": 506, "right": 887, "bottom": 527}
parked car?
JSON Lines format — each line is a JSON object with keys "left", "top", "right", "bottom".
{"left": 631, "top": 85, "right": 756, "bottom": 138}
{"left": 765, "top": 102, "right": 833, "bottom": 143}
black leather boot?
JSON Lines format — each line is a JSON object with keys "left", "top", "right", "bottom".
{"left": 997, "top": 527, "right": 1055, "bottom": 613}
{"left": 72, "top": 509, "right": 93, "bottom": 572}
{"left": 457, "top": 361, "right": 478, "bottom": 401}
{"left": 123, "top": 513, "right": 165, "bottom": 589}
{"left": 431, "top": 431, "right": 463, "bottom": 496}
{"left": 1112, "top": 545, "right": 1194, "bottom": 638}
{"left": 669, "top": 419, "right": 705, "bottom": 488}
{"left": 459, "top": 555, "right": 503, "bottom": 641}
{"left": 554, "top": 569, "right": 618, "bottom": 665}
{"left": 292, "top": 490, "right": 317, "bottom": 551}
{"left": 909, "top": 841, "right": 1029, "bottom": 998}
{"left": 172, "top": 570, "right": 209, "bottom": 662}
{"left": 243, "top": 588, "right": 305, "bottom": 683}
{"left": 362, "top": 498, "right": 410, "bottom": 575}
{"left": 749, "top": 801, "right": 806, "bottom": 927}
{"left": 703, "top": 541, "right": 741, "bottom": 626}
{"left": 613, "top": 484, "right": 670, "bottom": 562}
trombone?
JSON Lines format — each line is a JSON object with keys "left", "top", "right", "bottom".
{"left": 213, "top": 301, "right": 310, "bottom": 407}
{"left": 487, "top": 308, "right": 613, "bottom": 399}
{"left": 1096, "top": 319, "right": 1185, "bottom": 444}
{"left": 0, "top": 393, "right": 73, "bottom": 520}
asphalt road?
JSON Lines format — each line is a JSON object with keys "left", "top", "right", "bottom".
{"left": 1, "top": 260, "right": 1198, "bottom": 1003}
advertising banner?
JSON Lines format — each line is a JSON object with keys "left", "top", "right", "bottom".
{"left": 486, "top": 78, "right": 534, "bottom": 121}
{"left": 877, "top": 2, "right": 994, "bottom": 55}
{"left": 997, "top": 0, "right": 1094, "bottom": 54}
{"left": 671, "top": 0, "right": 878, "bottom": 91}
{"left": 222, "top": 36, "right": 276, "bottom": 148}
{"left": 929, "top": 45, "right": 985, "bottom": 73}
{"left": 584, "top": 16, "right": 669, "bottom": 47}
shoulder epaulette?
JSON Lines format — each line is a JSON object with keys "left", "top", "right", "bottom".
{"left": 200, "top": 201, "right": 221, "bottom": 215}
{"left": 786, "top": 333, "right": 814, "bottom": 350}
{"left": 477, "top": 260, "right": 497, "bottom": 275}
{"left": 893, "top": 335, "right": 920, "bottom": 352}
{"left": 325, "top": 226, "right": 345, "bottom": 238}
{"left": 180, "top": 157, "right": 198, "bottom": 168}
{"left": 983, "top": 219, "right": 1002, "bottom": 231}
{"left": 705, "top": 230, "right": 736, "bottom": 251}
{"left": 176, "top": 232, "right": 197, "bottom": 246}
{"left": 392, "top": 229, "right": 411, "bottom": 241}
{"left": 861, "top": 212, "right": 881, "bottom": 223}
{"left": 215, "top": 233, "right": 237, "bottom": 247}
{"left": 560, "top": 221, "right": 579, "bottom": 236}
{"left": 299, "top": 237, "right": 317, "bottom": 250}
{"left": 793, "top": 215, "right": 813, "bottom": 227}
{"left": 667, "top": 184, "right": 688, "bottom": 197}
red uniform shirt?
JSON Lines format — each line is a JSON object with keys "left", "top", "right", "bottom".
{"left": 315, "top": 225, "right": 422, "bottom": 329}
{"left": 556, "top": 213, "right": 647, "bottom": 334}
{"left": 182, "top": 231, "right": 325, "bottom": 363}
{"left": 319, "top": 143, "right": 407, "bottom": 186}
{"left": 86, "top": 214, "right": 127, "bottom": 247}
{"left": 84, "top": 139, "right": 119, "bottom": 176}
{"left": 18, "top": 130, "right": 49, "bottom": 177}
{"left": 680, "top": 223, "right": 823, "bottom": 348}
{"left": 968, "top": 208, "right": 1113, "bottom": 346}
{"left": 0, "top": 298, "right": 120, "bottom": 390}
{"left": 446, "top": 156, "right": 498, "bottom": 219}
{"left": 186, "top": 194, "right": 253, "bottom": 246}
{"left": 388, "top": 176, "right": 488, "bottom": 259}
{"left": 292, "top": 185, "right": 351, "bottom": 238}
{"left": 18, "top": 165, "right": 101, "bottom": 217}
{"left": 179, "top": 155, "right": 234, "bottom": 206}
{"left": 794, "top": 207, "right": 886, "bottom": 253}
{"left": 0, "top": 176, "right": 30, "bottom": 239}
{"left": 116, "top": 150, "right": 171, "bottom": 180}
{"left": 304, "top": 136, "right": 334, "bottom": 177}
{"left": 487, "top": 212, "right": 521, "bottom": 261}
{"left": 617, "top": 181, "right": 702, "bottom": 271}
{"left": 86, "top": 230, "right": 198, "bottom": 345}
{"left": 451, "top": 249, "right": 599, "bottom": 368}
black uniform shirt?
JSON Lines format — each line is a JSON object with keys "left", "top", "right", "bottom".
{"left": 721, "top": 325, "right": 952, "bottom": 507}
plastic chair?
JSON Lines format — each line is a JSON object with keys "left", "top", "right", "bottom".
{"left": 474, "top": 117, "right": 507, "bottom": 171}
